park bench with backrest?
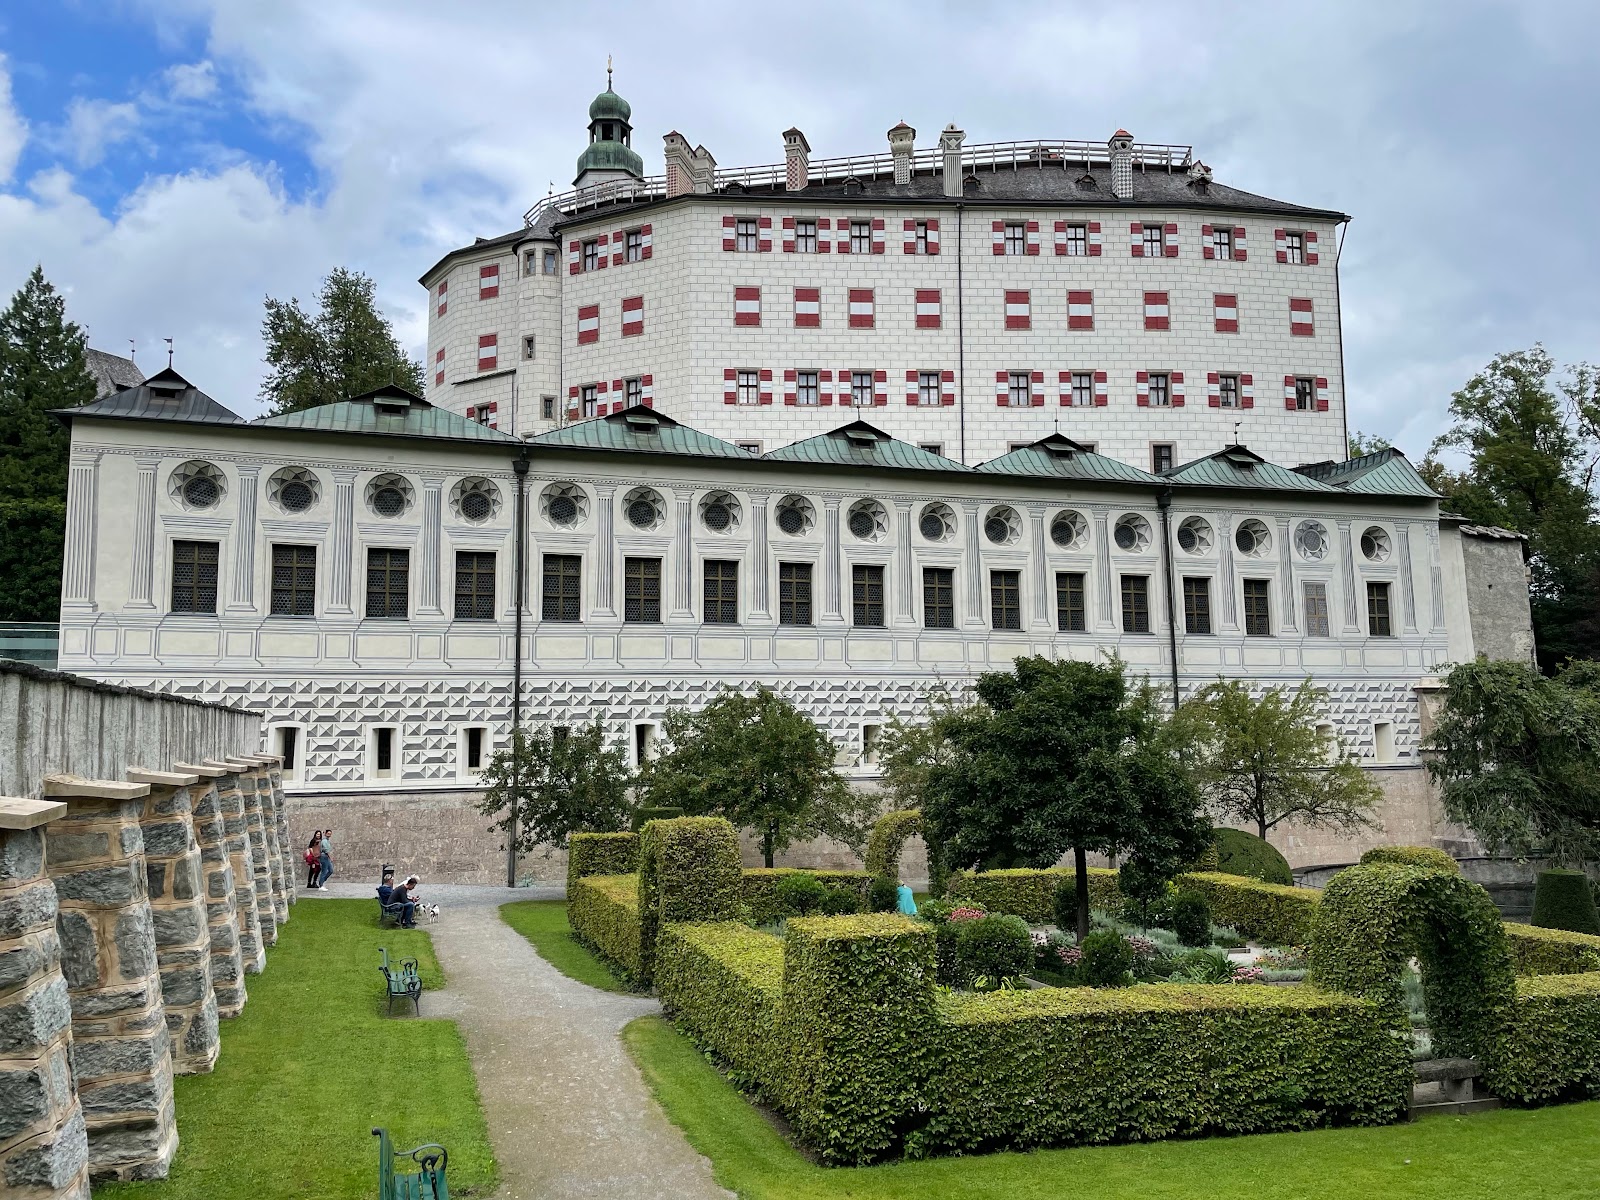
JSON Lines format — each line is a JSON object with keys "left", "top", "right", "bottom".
{"left": 378, "top": 887, "right": 407, "bottom": 927}
{"left": 378, "top": 946, "right": 422, "bottom": 1015}
{"left": 372, "top": 1127, "right": 448, "bottom": 1199}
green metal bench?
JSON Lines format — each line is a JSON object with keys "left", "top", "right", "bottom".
{"left": 372, "top": 1127, "right": 448, "bottom": 1200}
{"left": 378, "top": 947, "right": 422, "bottom": 1015}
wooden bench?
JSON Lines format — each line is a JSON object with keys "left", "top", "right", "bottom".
{"left": 372, "top": 1127, "right": 448, "bottom": 1199}
{"left": 378, "top": 947, "right": 422, "bottom": 1015}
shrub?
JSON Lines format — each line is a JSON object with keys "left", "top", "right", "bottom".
{"left": 918, "top": 897, "right": 983, "bottom": 984}
{"left": 1171, "top": 892, "right": 1212, "bottom": 947}
{"left": 631, "top": 805, "right": 683, "bottom": 831}
{"left": 867, "top": 875, "right": 899, "bottom": 913}
{"left": 1077, "top": 930, "right": 1134, "bottom": 986}
{"left": 1359, "top": 845, "right": 1461, "bottom": 874}
{"left": 1053, "top": 876, "right": 1076, "bottom": 935}
{"left": 1175, "top": 948, "right": 1236, "bottom": 984}
{"left": 654, "top": 921, "right": 784, "bottom": 1093}
{"left": 947, "top": 867, "right": 1122, "bottom": 923}
{"left": 568, "top": 874, "right": 643, "bottom": 981}
{"left": 1213, "top": 828, "right": 1294, "bottom": 886}
{"left": 774, "top": 871, "right": 828, "bottom": 917}
{"left": 822, "top": 885, "right": 863, "bottom": 916}
{"left": 742, "top": 869, "right": 872, "bottom": 925}
{"left": 1490, "top": 972, "right": 1600, "bottom": 1104}
{"left": 864, "top": 809, "right": 923, "bottom": 882}
{"left": 1176, "top": 871, "right": 1321, "bottom": 945}
{"left": 566, "top": 831, "right": 639, "bottom": 901}
{"left": 1531, "top": 869, "right": 1600, "bottom": 935}
{"left": 953, "top": 913, "right": 1033, "bottom": 986}
{"left": 637, "top": 816, "right": 744, "bottom": 982}
{"left": 1505, "top": 922, "right": 1600, "bottom": 975}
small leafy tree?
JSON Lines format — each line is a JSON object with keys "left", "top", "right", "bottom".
{"left": 873, "top": 684, "right": 968, "bottom": 810}
{"left": 1426, "top": 659, "right": 1600, "bottom": 865}
{"left": 924, "top": 656, "right": 1211, "bottom": 940}
{"left": 477, "top": 721, "right": 635, "bottom": 858}
{"left": 642, "top": 686, "right": 876, "bottom": 866}
{"left": 1174, "top": 679, "right": 1381, "bottom": 842}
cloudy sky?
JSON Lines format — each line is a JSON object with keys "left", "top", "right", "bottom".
{"left": 1, "top": 1, "right": 1596, "bottom": 454}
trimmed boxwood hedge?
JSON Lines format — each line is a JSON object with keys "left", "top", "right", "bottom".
{"left": 568, "top": 873, "right": 643, "bottom": 981}
{"left": 1359, "top": 845, "right": 1461, "bottom": 874}
{"left": 1177, "top": 871, "right": 1322, "bottom": 945}
{"left": 1492, "top": 971, "right": 1600, "bottom": 1103}
{"left": 1505, "top": 922, "right": 1600, "bottom": 975}
{"left": 638, "top": 816, "right": 745, "bottom": 982}
{"left": 1213, "top": 828, "right": 1294, "bottom": 886}
{"left": 1531, "top": 868, "right": 1600, "bottom": 935}
{"left": 654, "top": 921, "right": 784, "bottom": 1091}
{"left": 864, "top": 809, "right": 923, "bottom": 882}
{"left": 565, "top": 831, "right": 639, "bottom": 900}
{"left": 946, "top": 867, "right": 1123, "bottom": 922}
{"left": 742, "top": 868, "right": 872, "bottom": 925}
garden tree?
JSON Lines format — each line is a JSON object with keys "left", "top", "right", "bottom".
{"left": 923, "top": 656, "right": 1211, "bottom": 940}
{"left": 873, "top": 684, "right": 968, "bottom": 810}
{"left": 260, "top": 267, "right": 425, "bottom": 415}
{"left": 0, "top": 266, "right": 97, "bottom": 620}
{"left": 1426, "top": 658, "right": 1600, "bottom": 866}
{"left": 1420, "top": 346, "right": 1600, "bottom": 669}
{"left": 641, "top": 686, "right": 877, "bottom": 867}
{"left": 476, "top": 721, "right": 635, "bottom": 858}
{"left": 1173, "top": 679, "right": 1381, "bottom": 842}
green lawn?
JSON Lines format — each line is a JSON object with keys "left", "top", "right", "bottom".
{"left": 499, "top": 899, "right": 634, "bottom": 993}
{"left": 624, "top": 1014, "right": 1600, "bottom": 1199}
{"left": 98, "top": 900, "right": 496, "bottom": 1200}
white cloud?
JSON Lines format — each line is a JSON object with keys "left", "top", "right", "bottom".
{"left": 63, "top": 97, "right": 141, "bottom": 167}
{"left": 0, "top": 56, "right": 26, "bottom": 184}
{"left": 163, "top": 60, "right": 217, "bottom": 102}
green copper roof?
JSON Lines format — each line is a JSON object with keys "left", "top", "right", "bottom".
{"left": 252, "top": 387, "right": 518, "bottom": 444}
{"left": 588, "top": 88, "right": 631, "bottom": 122}
{"left": 529, "top": 406, "right": 754, "bottom": 459}
{"left": 975, "top": 435, "right": 1159, "bottom": 484}
{"left": 1294, "top": 447, "right": 1440, "bottom": 498}
{"left": 575, "top": 138, "right": 644, "bottom": 181}
{"left": 761, "top": 422, "right": 970, "bottom": 472}
{"left": 1165, "top": 445, "right": 1342, "bottom": 493}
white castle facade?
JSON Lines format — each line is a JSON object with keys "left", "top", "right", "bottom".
{"left": 53, "top": 86, "right": 1534, "bottom": 879}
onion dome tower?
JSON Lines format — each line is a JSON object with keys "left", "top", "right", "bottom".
{"left": 574, "top": 59, "right": 644, "bottom": 188}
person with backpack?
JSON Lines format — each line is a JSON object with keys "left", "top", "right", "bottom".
{"left": 304, "top": 831, "right": 323, "bottom": 889}
{"left": 317, "top": 828, "right": 334, "bottom": 888}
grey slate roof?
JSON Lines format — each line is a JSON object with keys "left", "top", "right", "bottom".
{"left": 253, "top": 386, "right": 518, "bottom": 444}
{"left": 761, "top": 421, "right": 969, "bottom": 472}
{"left": 85, "top": 348, "right": 144, "bottom": 399}
{"left": 528, "top": 405, "right": 754, "bottom": 459}
{"left": 1293, "top": 447, "right": 1439, "bottom": 498}
{"left": 975, "top": 434, "right": 1160, "bottom": 484}
{"left": 59, "top": 367, "right": 245, "bottom": 425}
{"left": 1165, "top": 445, "right": 1342, "bottom": 493}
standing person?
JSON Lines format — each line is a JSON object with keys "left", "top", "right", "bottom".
{"left": 304, "top": 832, "right": 323, "bottom": 889}
{"left": 390, "top": 875, "right": 419, "bottom": 928}
{"left": 317, "top": 827, "right": 334, "bottom": 889}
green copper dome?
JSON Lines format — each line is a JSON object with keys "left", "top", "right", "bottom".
{"left": 575, "top": 84, "right": 642, "bottom": 182}
{"left": 588, "top": 89, "right": 631, "bottom": 122}
{"left": 576, "top": 138, "right": 644, "bottom": 181}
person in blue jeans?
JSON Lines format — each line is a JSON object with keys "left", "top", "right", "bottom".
{"left": 317, "top": 828, "right": 334, "bottom": 888}
{"left": 390, "top": 875, "right": 419, "bottom": 928}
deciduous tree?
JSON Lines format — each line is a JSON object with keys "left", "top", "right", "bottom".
{"left": 477, "top": 721, "right": 635, "bottom": 859}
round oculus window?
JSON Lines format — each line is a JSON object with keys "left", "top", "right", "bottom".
{"left": 1235, "top": 519, "right": 1270, "bottom": 556}
{"left": 461, "top": 491, "right": 493, "bottom": 522}
{"left": 1296, "top": 521, "right": 1329, "bottom": 560}
{"left": 1050, "top": 511, "right": 1087, "bottom": 549}
{"left": 548, "top": 494, "right": 578, "bottom": 526}
{"left": 848, "top": 508, "right": 876, "bottom": 539}
{"left": 703, "top": 501, "right": 731, "bottom": 531}
{"left": 627, "top": 498, "right": 657, "bottom": 528}
{"left": 1361, "top": 526, "right": 1391, "bottom": 562}
{"left": 920, "top": 512, "right": 946, "bottom": 540}
{"left": 182, "top": 476, "right": 219, "bottom": 508}
{"left": 372, "top": 486, "right": 405, "bottom": 517}
{"left": 777, "top": 506, "right": 806, "bottom": 535}
{"left": 279, "top": 480, "right": 314, "bottom": 512}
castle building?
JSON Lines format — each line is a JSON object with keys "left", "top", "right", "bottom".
{"left": 51, "top": 86, "right": 1534, "bottom": 881}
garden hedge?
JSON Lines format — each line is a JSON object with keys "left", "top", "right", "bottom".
{"left": 864, "top": 809, "right": 924, "bottom": 882}
{"left": 1213, "top": 828, "right": 1294, "bottom": 886}
{"left": 565, "top": 831, "right": 639, "bottom": 900}
{"left": 742, "top": 869, "right": 872, "bottom": 925}
{"left": 1505, "top": 923, "right": 1600, "bottom": 975}
{"left": 1177, "top": 871, "right": 1322, "bottom": 945}
{"left": 946, "top": 867, "right": 1122, "bottom": 922}
{"left": 1359, "top": 845, "right": 1461, "bottom": 874}
{"left": 1490, "top": 972, "right": 1600, "bottom": 1103}
{"left": 637, "top": 816, "right": 745, "bottom": 981}
{"left": 1531, "top": 869, "right": 1600, "bottom": 935}
{"left": 568, "top": 873, "right": 643, "bottom": 980}
{"left": 653, "top": 921, "right": 783, "bottom": 1092}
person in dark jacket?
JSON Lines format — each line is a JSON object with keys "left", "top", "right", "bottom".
{"left": 304, "top": 832, "right": 322, "bottom": 889}
{"left": 389, "top": 875, "right": 419, "bottom": 927}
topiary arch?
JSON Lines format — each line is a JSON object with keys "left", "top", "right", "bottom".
{"left": 864, "top": 809, "right": 924, "bottom": 882}
{"left": 1309, "top": 863, "right": 1517, "bottom": 1062}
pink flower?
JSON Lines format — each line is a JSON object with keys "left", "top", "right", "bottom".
{"left": 1127, "top": 936, "right": 1159, "bottom": 960}
{"left": 949, "top": 907, "right": 987, "bottom": 922}
{"left": 1057, "top": 946, "right": 1082, "bottom": 966}
{"left": 1231, "top": 965, "right": 1265, "bottom": 984}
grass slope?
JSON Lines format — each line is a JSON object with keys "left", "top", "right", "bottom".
{"left": 98, "top": 900, "right": 496, "bottom": 1200}
{"left": 624, "top": 1015, "right": 1600, "bottom": 1200}
{"left": 499, "top": 899, "right": 634, "bottom": 993}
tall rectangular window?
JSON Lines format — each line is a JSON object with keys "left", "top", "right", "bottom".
{"left": 365, "top": 548, "right": 409, "bottom": 619}
{"left": 1295, "top": 377, "right": 1316, "bottom": 411}
{"left": 582, "top": 239, "right": 599, "bottom": 271}
{"left": 1211, "top": 226, "right": 1234, "bottom": 258}
{"left": 625, "top": 377, "right": 642, "bottom": 406}
{"left": 1004, "top": 222, "right": 1025, "bottom": 255}
{"left": 1065, "top": 223, "right": 1087, "bottom": 256}
{"left": 581, "top": 384, "right": 598, "bottom": 418}
{"left": 735, "top": 218, "right": 758, "bottom": 252}
{"left": 703, "top": 560, "right": 738, "bottom": 624}
{"left": 541, "top": 554, "right": 581, "bottom": 621}
{"left": 1008, "top": 371, "right": 1031, "bottom": 407}
{"left": 794, "top": 219, "right": 817, "bottom": 253}
{"left": 542, "top": 395, "right": 555, "bottom": 419}
{"left": 1056, "top": 572, "right": 1086, "bottom": 632}
{"left": 171, "top": 540, "right": 219, "bottom": 614}
{"left": 1243, "top": 578, "right": 1273, "bottom": 636}
{"left": 990, "top": 570, "right": 1021, "bottom": 630}
{"left": 1367, "top": 581, "right": 1393, "bottom": 637}
{"left": 850, "top": 219, "right": 871, "bottom": 254}
{"left": 373, "top": 727, "right": 395, "bottom": 778}
{"left": 624, "top": 557, "right": 662, "bottom": 623}
{"left": 626, "top": 229, "right": 643, "bottom": 261}
{"left": 1183, "top": 576, "right": 1212, "bottom": 634}
{"left": 1284, "top": 230, "right": 1305, "bottom": 264}
{"left": 778, "top": 562, "right": 812, "bottom": 625}
{"left": 852, "top": 564, "right": 885, "bottom": 627}
{"left": 850, "top": 371, "right": 873, "bottom": 407}
{"left": 914, "top": 220, "right": 932, "bottom": 253}
{"left": 924, "top": 567, "right": 955, "bottom": 629}
{"left": 465, "top": 726, "right": 486, "bottom": 771}
{"left": 1121, "top": 575, "right": 1150, "bottom": 634}
{"left": 1219, "top": 373, "right": 1240, "bottom": 408}
{"left": 917, "top": 371, "right": 941, "bottom": 406}
{"left": 1071, "top": 372, "right": 1094, "bottom": 407}
{"left": 1303, "top": 582, "right": 1331, "bottom": 637}
{"left": 1148, "top": 372, "right": 1171, "bottom": 407}
{"left": 453, "top": 551, "right": 495, "bottom": 620}
{"left": 1151, "top": 443, "right": 1175, "bottom": 474}
{"left": 1143, "top": 224, "right": 1164, "bottom": 257}
{"left": 796, "top": 371, "right": 819, "bottom": 406}
{"left": 270, "top": 544, "right": 316, "bottom": 617}
{"left": 737, "top": 370, "right": 760, "bottom": 405}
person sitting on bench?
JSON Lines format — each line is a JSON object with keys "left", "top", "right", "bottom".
{"left": 389, "top": 875, "right": 420, "bottom": 928}
{"left": 377, "top": 868, "right": 396, "bottom": 906}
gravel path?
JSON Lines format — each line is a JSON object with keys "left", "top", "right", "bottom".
{"left": 308, "top": 882, "right": 730, "bottom": 1199}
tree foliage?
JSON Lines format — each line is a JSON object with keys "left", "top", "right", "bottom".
{"left": 476, "top": 721, "right": 635, "bottom": 857}
{"left": 1173, "top": 679, "right": 1381, "bottom": 842}
{"left": 0, "top": 266, "right": 96, "bottom": 620}
{"left": 260, "top": 267, "right": 425, "bottom": 415}
{"left": 1425, "top": 658, "right": 1600, "bottom": 866}
{"left": 923, "top": 656, "right": 1211, "bottom": 939}
{"left": 641, "top": 686, "right": 875, "bottom": 866}
{"left": 873, "top": 684, "right": 968, "bottom": 811}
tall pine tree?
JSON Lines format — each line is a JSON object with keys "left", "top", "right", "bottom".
{"left": 0, "top": 266, "right": 97, "bottom": 621}
{"left": 260, "top": 268, "right": 425, "bottom": 414}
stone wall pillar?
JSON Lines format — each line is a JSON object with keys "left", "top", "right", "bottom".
{"left": 221, "top": 759, "right": 277, "bottom": 948}
{"left": 126, "top": 769, "right": 218, "bottom": 1075}
{"left": 41, "top": 776, "right": 177, "bottom": 1182}
{"left": 246, "top": 761, "right": 289, "bottom": 927}
{"left": 0, "top": 796, "right": 90, "bottom": 1200}
{"left": 259, "top": 756, "right": 296, "bottom": 911}
{"left": 175, "top": 764, "right": 246, "bottom": 1018}
{"left": 204, "top": 764, "right": 265, "bottom": 976}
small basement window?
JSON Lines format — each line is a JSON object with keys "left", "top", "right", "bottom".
{"left": 861, "top": 723, "right": 881, "bottom": 766}
{"left": 1373, "top": 721, "right": 1396, "bottom": 763}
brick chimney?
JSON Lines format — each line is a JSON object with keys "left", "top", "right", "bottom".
{"left": 1109, "top": 129, "right": 1134, "bottom": 200}
{"left": 939, "top": 123, "right": 964, "bottom": 198}
{"left": 664, "top": 132, "right": 694, "bottom": 198}
{"left": 888, "top": 121, "right": 915, "bottom": 186}
{"left": 784, "top": 128, "right": 810, "bottom": 191}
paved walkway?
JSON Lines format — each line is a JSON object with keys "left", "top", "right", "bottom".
{"left": 310, "top": 882, "right": 730, "bottom": 1199}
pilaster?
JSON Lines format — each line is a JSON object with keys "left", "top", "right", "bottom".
{"left": 173, "top": 764, "right": 245, "bottom": 1017}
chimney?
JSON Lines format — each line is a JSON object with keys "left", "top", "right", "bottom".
{"left": 663, "top": 132, "right": 693, "bottom": 198}
{"left": 887, "top": 121, "right": 915, "bottom": 186}
{"left": 939, "top": 123, "right": 964, "bottom": 199}
{"left": 784, "top": 128, "right": 810, "bottom": 191}
{"left": 1108, "top": 129, "right": 1134, "bottom": 200}
{"left": 688, "top": 144, "right": 717, "bottom": 194}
